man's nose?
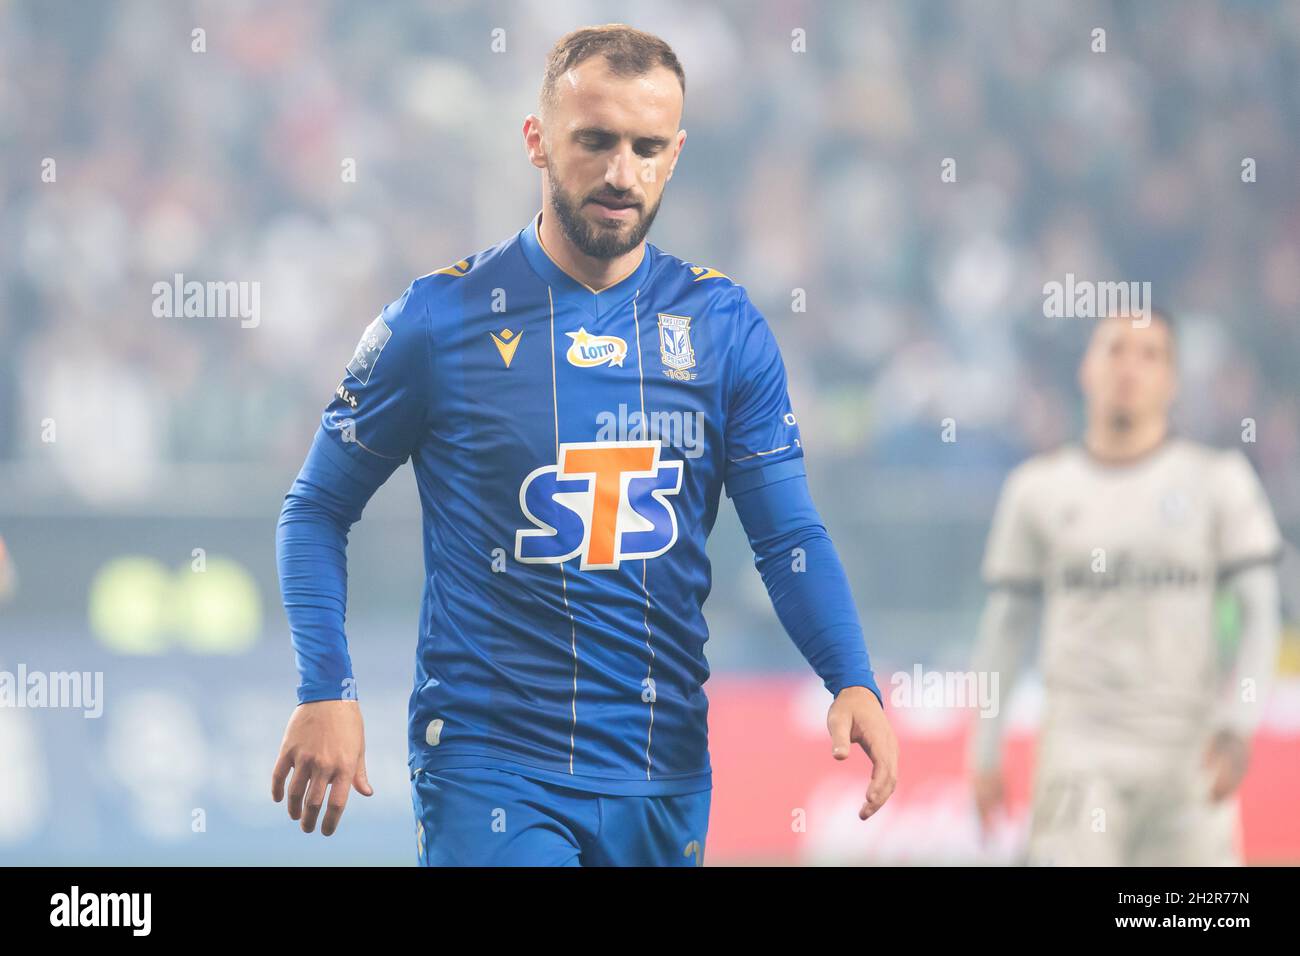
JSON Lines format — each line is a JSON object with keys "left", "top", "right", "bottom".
{"left": 606, "top": 146, "right": 640, "bottom": 192}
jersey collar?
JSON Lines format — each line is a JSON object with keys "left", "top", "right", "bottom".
{"left": 1078, "top": 432, "right": 1177, "bottom": 471}
{"left": 518, "top": 209, "right": 654, "bottom": 319}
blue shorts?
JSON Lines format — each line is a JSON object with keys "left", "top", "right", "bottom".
{"left": 410, "top": 766, "right": 711, "bottom": 866}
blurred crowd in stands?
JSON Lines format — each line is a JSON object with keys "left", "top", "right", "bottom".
{"left": 2, "top": 0, "right": 1297, "bottom": 518}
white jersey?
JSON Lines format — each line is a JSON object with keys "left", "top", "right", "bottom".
{"left": 982, "top": 437, "right": 1282, "bottom": 763}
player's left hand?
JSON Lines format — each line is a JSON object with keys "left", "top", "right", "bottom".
{"left": 1204, "top": 730, "right": 1250, "bottom": 802}
{"left": 828, "top": 686, "right": 898, "bottom": 820}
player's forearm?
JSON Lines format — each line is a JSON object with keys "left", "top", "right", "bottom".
{"left": 277, "top": 490, "right": 355, "bottom": 702}
{"left": 733, "top": 474, "right": 882, "bottom": 705}
{"left": 1215, "top": 564, "right": 1281, "bottom": 739}
{"left": 757, "top": 532, "right": 881, "bottom": 703}
{"left": 967, "top": 588, "right": 1039, "bottom": 772}
{"left": 276, "top": 430, "right": 378, "bottom": 703}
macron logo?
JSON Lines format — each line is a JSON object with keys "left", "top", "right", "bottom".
{"left": 50, "top": 886, "right": 151, "bottom": 937}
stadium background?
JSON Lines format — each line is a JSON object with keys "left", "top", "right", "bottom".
{"left": 1, "top": 0, "right": 1297, "bottom": 864}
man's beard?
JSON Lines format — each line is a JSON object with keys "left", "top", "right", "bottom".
{"left": 547, "top": 170, "right": 661, "bottom": 260}
{"left": 1108, "top": 409, "right": 1135, "bottom": 432}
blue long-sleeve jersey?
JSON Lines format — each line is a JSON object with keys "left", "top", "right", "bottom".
{"left": 277, "top": 210, "right": 880, "bottom": 796}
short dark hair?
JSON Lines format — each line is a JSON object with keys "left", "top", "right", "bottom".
{"left": 1093, "top": 306, "right": 1177, "bottom": 360}
{"left": 539, "top": 24, "right": 685, "bottom": 120}
{"left": 1146, "top": 306, "right": 1177, "bottom": 355}
{"left": 1149, "top": 306, "right": 1175, "bottom": 336}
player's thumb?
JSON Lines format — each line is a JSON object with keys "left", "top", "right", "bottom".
{"left": 827, "top": 708, "right": 853, "bottom": 760}
{"left": 353, "top": 756, "right": 374, "bottom": 797}
{"left": 975, "top": 789, "right": 996, "bottom": 834}
{"left": 1201, "top": 741, "right": 1217, "bottom": 768}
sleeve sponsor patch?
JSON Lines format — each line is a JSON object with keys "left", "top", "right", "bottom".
{"left": 334, "top": 380, "right": 359, "bottom": 410}
{"left": 346, "top": 315, "right": 392, "bottom": 385}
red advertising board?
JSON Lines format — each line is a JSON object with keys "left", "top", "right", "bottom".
{"left": 707, "top": 676, "right": 1300, "bottom": 865}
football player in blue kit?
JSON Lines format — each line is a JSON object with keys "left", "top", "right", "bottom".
{"left": 273, "top": 23, "right": 897, "bottom": 866}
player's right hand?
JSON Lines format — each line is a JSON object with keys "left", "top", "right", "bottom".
{"left": 972, "top": 768, "right": 1004, "bottom": 835}
{"left": 1204, "top": 730, "right": 1250, "bottom": 802}
{"left": 272, "top": 699, "right": 373, "bottom": 836}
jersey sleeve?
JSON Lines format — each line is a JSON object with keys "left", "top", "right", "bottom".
{"left": 317, "top": 281, "right": 433, "bottom": 482}
{"left": 722, "top": 293, "right": 806, "bottom": 497}
{"left": 981, "top": 463, "right": 1045, "bottom": 592}
{"left": 1214, "top": 450, "right": 1283, "bottom": 576}
{"left": 276, "top": 281, "right": 432, "bottom": 705}
{"left": 732, "top": 471, "right": 882, "bottom": 705}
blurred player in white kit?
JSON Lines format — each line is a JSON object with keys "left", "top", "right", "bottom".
{"left": 969, "top": 310, "right": 1283, "bottom": 865}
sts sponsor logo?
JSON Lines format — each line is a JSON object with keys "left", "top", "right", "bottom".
{"left": 515, "top": 441, "right": 683, "bottom": 570}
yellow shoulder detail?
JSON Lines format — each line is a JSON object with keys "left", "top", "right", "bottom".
{"left": 689, "top": 264, "right": 731, "bottom": 282}
{"left": 432, "top": 259, "right": 471, "bottom": 278}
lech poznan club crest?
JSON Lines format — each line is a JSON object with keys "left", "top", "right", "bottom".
{"left": 657, "top": 313, "right": 696, "bottom": 381}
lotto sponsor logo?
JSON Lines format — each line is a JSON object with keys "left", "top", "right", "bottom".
{"left": 565, "top": 328, "right": 627, "bottom": 368}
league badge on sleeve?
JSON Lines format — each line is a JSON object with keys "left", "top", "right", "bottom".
{"left": 346, "top": 315, "right": 393, "bottom": 385}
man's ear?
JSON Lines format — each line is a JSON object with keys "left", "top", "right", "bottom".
{"left": 523, "top": 114, "right": 548, "bottom": 170}
{"left": 666, "top": 128, "right": 687, "bottom": 181}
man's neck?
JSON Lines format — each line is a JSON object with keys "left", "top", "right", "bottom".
{"left": 536, "top": 209, "right": 645, "bottom": 293}
{"left": 1083, "top": 416, "right": 1169, "bottom": 465}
